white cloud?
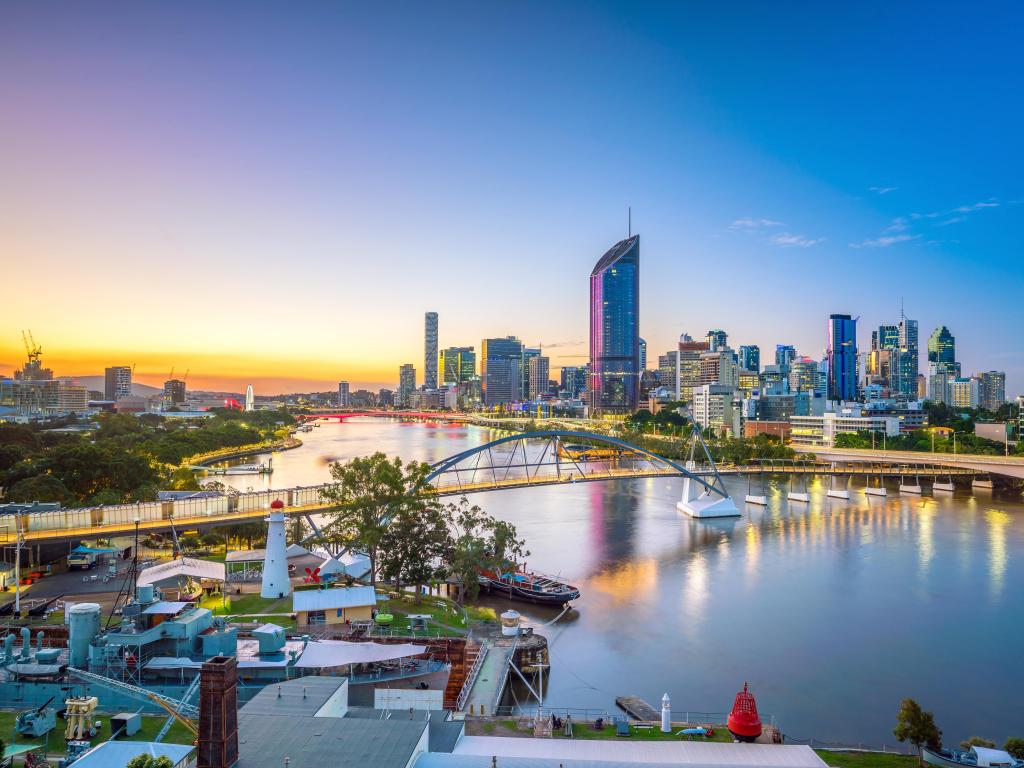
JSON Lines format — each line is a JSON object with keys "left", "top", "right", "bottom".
{"left": 730, "top": 217, "right": 783, "bottom": 230}
{"left": 850, "top": 234, "right": 918, "bottom": 248}
{"left": 869, "top": 186, "right": 898, "bottom": 195}
{"left": 771, "top": 232, "right": 824, "bottom": 248}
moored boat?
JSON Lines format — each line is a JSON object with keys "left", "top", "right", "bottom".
{"left": 923, "top": 747, "right": 1024, "bottom": 768}
{"left": 480, "top": 566, "right": 580, "bottom": 606}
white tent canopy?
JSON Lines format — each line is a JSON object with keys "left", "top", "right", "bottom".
{"left": 137, "top": 557, "right": 226, "bottom": 587}
{"left": 293, "top": 640, "right": 427, "bottom": 669}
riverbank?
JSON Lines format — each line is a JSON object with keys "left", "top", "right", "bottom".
{"left": 183, "top": 435, "right": 303, "bottom": 468}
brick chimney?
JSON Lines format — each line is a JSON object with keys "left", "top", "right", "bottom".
{"left": 198, "top": 655, "right": 239, "bottom": 768}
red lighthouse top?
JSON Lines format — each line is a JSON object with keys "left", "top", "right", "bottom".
{"left": 270, "top": 499, "right": 284, "bottom": 509}
{"left": 727, "top": 682, "right": 763, "bottom": 740}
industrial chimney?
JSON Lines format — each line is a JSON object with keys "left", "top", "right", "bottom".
{"left": 198, "top": 655, "right": 239, "bottom": 768}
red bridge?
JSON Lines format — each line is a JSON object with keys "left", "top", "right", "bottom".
{"left": 299, "top": 410, "right": 470, "bottom": 422}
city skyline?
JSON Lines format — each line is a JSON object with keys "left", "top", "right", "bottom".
{"left": 1, "top": 4, "right": 1021, "bottom": 396}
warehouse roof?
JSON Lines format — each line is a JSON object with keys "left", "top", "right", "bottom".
{"left": 71, "top": 741, "right": 193, "bottom": 768}
{"left": 294, "top": 639, "right": 426, "bottom": 669}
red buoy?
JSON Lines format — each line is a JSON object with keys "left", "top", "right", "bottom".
{"left": 727, "top": 682, "right": 763, "bottom": 742}
{"left": 270, "top": 499, "right": 284, "bottom": 509}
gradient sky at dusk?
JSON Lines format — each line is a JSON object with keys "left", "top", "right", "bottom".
{"left": 2, "top": 2, "right": 1021, "bottom": 395}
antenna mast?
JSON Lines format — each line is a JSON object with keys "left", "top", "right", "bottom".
{"left": 628, "top": 206, "right": 632, "bottom": 238}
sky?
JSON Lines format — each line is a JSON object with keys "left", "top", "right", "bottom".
{"left": 1, "top": 2, "right": 1021, "bottom": 396}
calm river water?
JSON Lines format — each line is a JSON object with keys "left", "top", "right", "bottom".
{"left": 218, "top": 419, "right": 1024, "bottom": 746}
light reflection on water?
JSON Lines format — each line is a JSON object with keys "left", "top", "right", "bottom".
{"left": 224, "top": 420, "right": 1023, "bottom": 745}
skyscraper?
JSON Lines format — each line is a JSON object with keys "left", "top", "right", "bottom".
{"left": 827, "top": 314, "right": 858, "bottom": 402}
{"left": 895, "top": 314, "right": 919, "bottom": 397}
{"left": 775, "top": 345, "right": 796, "bottom": 372}
{"left": 739, "top": 345, "right": 760, "bottom": 373}
{"left": 104, "top": 365, "right": 132, "bottom": 401}
{"left": 589, "top": 235, "right": 640, "bottom": 414}
{"left": 560, "top": 366, "right": 586, "bottom": 398}
{"left": 163, "top": 379, "right": 186, "bottom": 405}
{"left": 527, "top": 355, "right": 550, "bottom": 400}
{"left": 424, "top": 312, "right": 438, "bottom": 390}
{"left": 521, "top": 347, "right": 541, "bottom": 399}
{"left": 337, "top": 381, "right": 350, "bottom": 407}
{"left": 639, "top": 338, "right": 647, "bottom": 371}
{"left": 244, "top": 384, "right": 254, "bottom": 412}
{"left": 481, "top": 336, "right": 524, "bottom": 406}
{"left": 927, "top": 326, "right": 957, "bottom": 373}
{"left": 705, "top": 329, "right": 728, "bottom": 352}
{"left": 398, "top": 364, "right": 416, "bottom": 407}
{"left": 439, "top": 346, "right": 476, "bottom": 384}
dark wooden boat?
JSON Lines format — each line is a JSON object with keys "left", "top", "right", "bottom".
{"left": 480, "top": 567, "right": 580, "bottom": 606}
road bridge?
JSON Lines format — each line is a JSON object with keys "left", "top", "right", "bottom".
{"left": 792, "top": 446, "right": 1024, "bottom": 480}
{"left": 0, "top": 432, "right": 984, "bottom": 545}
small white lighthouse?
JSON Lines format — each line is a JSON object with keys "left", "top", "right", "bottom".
{"left": 661, "top": 692, "right": 671, "bottom": 733}
{"left": 244, "top": 384, "right": 255, "bottom": 412}
{"left": 260, "top": 499, "right": 291, "bottom": 599}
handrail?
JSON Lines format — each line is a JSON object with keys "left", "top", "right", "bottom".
{"left": 455, "top": 640, "right": 490, "bottom": 711}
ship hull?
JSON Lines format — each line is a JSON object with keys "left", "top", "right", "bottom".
{"left": 483, "top": 578, "right": 579, "bottom": 606}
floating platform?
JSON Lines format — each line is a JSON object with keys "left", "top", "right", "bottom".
{"left": 899, "top": 484, "right": 923, "bottom": 494}
{"left": 933, "top": 482, "right": 956, "bottom": 492}
{"left": 744, "top": 494, "right": 768, "bottom": 506}
{"left": 973, "top": 479, "right": 994, "bottom": 489}
{"left": 826, "top": 489, "right": 850, "bottom": 500}
{"left": 615, "top": 695, "right": 660, "bottom": 721}
{"left": 787, "top": 492, "right": 810, "bottom": 502}
{"left": 864, "top": 487, "right": 887, "bottom": 496}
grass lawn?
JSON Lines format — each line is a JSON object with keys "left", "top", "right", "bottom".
{"left": 0, "top": 709, "right": 195, "bottom": 751}
{"left": 205, "top": 593, "right": 293, "bottom": 616}
{"left": 376, "top": 593, "right": 471, "bottom": 634}
{"left": 559, "top": 723, "right": 734, "bottom": 742}
{"left": 815, "top": 751, "right": 918, "bottom": 768}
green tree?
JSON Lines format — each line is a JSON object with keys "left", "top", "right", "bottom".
{"left": 319, "top": 453, "right": 435, "bottom": 587}
{"left": 127, "top": 755, "right": 174, "bottom": 768}
{"left": 444, "top": 496, "right": 529, "bottom": 604}
{"left": 1004, "top": 739, "right": 1024, "bottom": 760}
{"left": 378, "top": 500, "right": 450, "bottom": 596}
{"left": 4, "top": 474, "right": 73, "bottom": 504}
{"left": 893, "top": 698, "right": 943, "bottom": 763}
{"left": 961, "top": 738, "right": 996, "bottom": 750}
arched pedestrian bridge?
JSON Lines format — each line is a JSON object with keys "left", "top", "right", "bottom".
{"left": 0, "top": 431, "right": 985, "bottom": 544}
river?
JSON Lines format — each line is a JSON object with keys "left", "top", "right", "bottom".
{"left": 215, "top": 419, "right": 1024, "bottom": 747}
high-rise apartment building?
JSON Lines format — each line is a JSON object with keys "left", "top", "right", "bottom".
{"left": 521, "top": 348, "right": 541, "bottom": 399}
{"left": 104, "top": 366, "right": 132, "bottom": 401}
{"left": 589, "top": 235, "right": 640, "bottom": 414}
{"left": 895, "top": 314, "right": 919, "bottom": 397}
{"left": 739, "top": 345, "right": 760, "bottom": 373}
{"left": 481, "top": 336, "right": 524, "bottom": 406}
{"left": 398, "top": 364, "right": 416, "bottom": 407}
{"left": 789, "top": 356, "right": 819, "bottom": 393}
{"left": 639, "top": 338, "right": 647, "bottom": 371}
{"left": 527, "top": 355, "right": 550, "bottom": 400}
{"left": 775, "top": 345, "right": 796, "bottom": 372}
{"left": 978, "top": 371, "right": 1006, "bottom": 411}
{"left": 424, "top": 312, "right": 439, "bottom": 390}
{"left": 827, "top": 314, "right": 858, "bottom": 402}
{"left": 337, "top": 381, "right": 351, "bottom": 407}
{"left": 948, "top": 377, "right": 980, "bottom": 409}
{"left": 164, "top": 379, "right": 187, "bottom": 405}
{"left": 439, "top": 346, "right": 476, "bottom": 385}
{"left": 678, "top": 335, "right": 710, "bottom": 403}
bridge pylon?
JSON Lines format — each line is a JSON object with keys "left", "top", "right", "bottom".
{"left": 675, "top": 423, "right": 739, "bottom": 519}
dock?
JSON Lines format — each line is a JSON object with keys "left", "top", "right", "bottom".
{"left": 457, "top": 637, "right": 517, "bottom": 717}
{"left": 616, "top": 695, "right": 660, "bottom": 721}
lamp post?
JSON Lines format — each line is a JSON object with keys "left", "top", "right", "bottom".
{"left": 131, "top": 516, "right": 140, "bottom": 599}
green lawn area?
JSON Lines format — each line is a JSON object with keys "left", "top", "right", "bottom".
{"left": 559, "top": 723, "right": 734, "bottom": 742}
{"left": 0, "top": 709, "right": 195, "bottom": 751}
{"left": 815, "top": 751, "right": 918, "bottom": 768}
{"left": 203, "top": 593, "right": 292, "bottom": 616}
{"left": 376, "top": 593, "right": 471, "bottom": 634}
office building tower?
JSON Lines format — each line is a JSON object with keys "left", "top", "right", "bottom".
{"left": 789, "top": 356, "right": 819, "bottom": 393}
{"left": 481, "top": 336, "right": 524, "bottom": 406}
{"left": 521, "top": 348, "right": 541, "bottom": 399}
{"left": 244, "top": 384, "right": 254, "bottom": 412}
{"left": 739, "top": 345, "right": 760, "bottom": 373}
{"left": 104, "top": 366, "right": 132, "bottom": 401}
{"left": 895, "top": 314, "right": 919, "bottom": 396}
{"left": 439, "top": 346, "right": 476, "bottom": 385}
{"left": 678, "top": 335, "right": 710, "bottom": 403}
{"left": 163, "top": 379, "right": 186, "bottom": 405}
{"left": 424, "top": 312, "right": 438, "bottom": 390}
{"left": 398, "top": 364, "right": 416, "bottom": 407}
{"left": 948, "top": 377, "right": 980, "bottom": 409}
{"left": 978, "top": 371, "right": 1006, "bottom": 411}
{"left": 927, "top": 326, "right": 958, "bottom": 374}
{"left": 827, "top": 314, "right": 858, "bottom": 401}
{"left": 560, "top": 366, "right": 586, "bottom": 399}
{"left": 705, "top": 329, "right": 728, "bottom": 352}
{"left": 337, "top": 381, "right": 350, "bottom": 407}
{"left": 639, "top": 338, "right": 647, "bottom": 371}
{"left": 527, "top": 355, "right": 550, "bottom": 400}
{"left": 589, "top": 235, "right": 640, "bottom": 414}
{"left": 657, "top": 352, "right": 679, "bottom": 398}
{"left": 699, "top": 350, "right": 736, "bottom": 388}
{"left": 775, "top": 345, "right": 796, "bottom": 372}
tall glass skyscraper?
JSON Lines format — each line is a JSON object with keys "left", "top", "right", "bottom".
{"left": 739, "top": 345, "right": 760, "bottom": 373}
{"left": 827, "top": 314, "right": 858, "bottom": 401}
{"left": 927, "top": 326, "right": 957, "bottom": 372}
{"left": 589, "top": 235, "right": 640, "bottom": 414}
{"left": 481, "top": 336, "right": 524, "bottom": 406}
{"left": 424, "top": 312, "right": 438, "bottom": 390}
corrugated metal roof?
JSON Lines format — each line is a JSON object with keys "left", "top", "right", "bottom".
{"left": 71, "top": 741, "right": 193, "bottom": 768}
{"left": 292, "top": 585, "right": 376, "bottom": 611}
{"left": 141, "top": 601, "right": 191, "bottom": 615}
{"left": 137, "top": 557, "right": 225, "bottom": 586}
{"left": 241, "top": 675, "right": 348, "bottom": 717}
{"left": 453, "top": 737, "right": 827, "bottom": 768}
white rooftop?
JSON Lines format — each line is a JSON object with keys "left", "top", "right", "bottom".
{"left": 71, "top": 741, "right": 193, "bottom": 768}
{"left": 293, "top": 639, "right": 427, "bottom": 669}
{"left": 138, "top": 556, "right": 226, "bottom": 586}
{"left": 452, "top": 738, "right": 827, "bottom": 768}
{"left": 292, "top": 585, "right": 376, "bottom": 612}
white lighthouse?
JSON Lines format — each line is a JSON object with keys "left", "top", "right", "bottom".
{"left": 260, "top": 499, "right": 291, "bottom": 599}
{"left": 661, "top": 692, "right": 671, "bottom": 733}
{"left": 244, "top": 384, "right": 255, "bottom": 412}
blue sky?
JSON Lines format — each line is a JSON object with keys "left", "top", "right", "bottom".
{"left": 1, "top": 2, "right": 1021, "bottom": 395}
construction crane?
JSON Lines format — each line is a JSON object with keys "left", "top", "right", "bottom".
{"left": 66, "top": 667, "right": 199, "bottom": 737}
{"left": 155, "top": 673, "right": 201, "bottom": 742}
{"left": 168, "top": 366, "right": 175, "bottom": 381}
{"left": 21, "top": 330, "right": 42, "bottom": 364}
